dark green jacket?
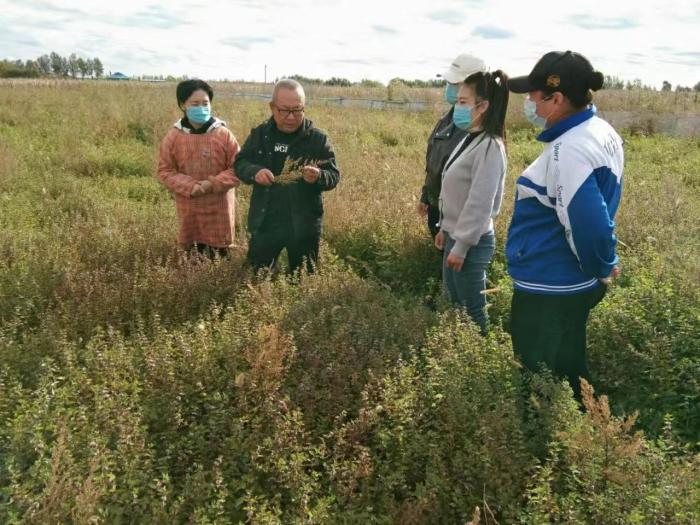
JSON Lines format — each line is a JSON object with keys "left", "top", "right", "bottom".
{"left": 420, "top": 107, "right": 468, "bottom": 207}
{"left": 234, "top": 118, "right": 340, "bottom": 237}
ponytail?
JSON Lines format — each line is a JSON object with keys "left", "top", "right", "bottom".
{"left": 464, "top": 70, "right": 510, "bottom": 141}
{"left": 566, "top": 70, "right": 604, "bottom": 108}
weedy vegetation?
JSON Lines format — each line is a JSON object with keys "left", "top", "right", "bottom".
{"left": 0, "top": 80, "right": 698, "bottom": 523}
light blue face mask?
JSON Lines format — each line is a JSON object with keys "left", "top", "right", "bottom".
{"left": 452, "top": 103, "right": 474, "bottom": 129}
{"left": 186, "top": 105, "right": 211, "bottom": 124}
{"left": 444, "top": 83, "right": 459, "bottom": 105}
{"left": 523, "top": 97, "right": 552, "bottom": 128}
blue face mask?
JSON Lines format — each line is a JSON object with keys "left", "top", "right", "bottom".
{"left": 523, "top": 97, "right": 552, "bottom": 128}
{"left": 444, "top": 83, "right": 459, "bottom": 105}
{"left": 452, "top": 103, "right": 473, "bottom": 129}
{"left": 186, "top": 105, "right": 211, "bottom": 124}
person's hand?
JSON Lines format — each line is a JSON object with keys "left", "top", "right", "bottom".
{"left": 191, "top": 183, "right": 205, "bottom": 197}
{"left": 199, "top": 180, "right": 213, "bottom": 194}
{"left": 434, "top": 230, "right": 445, "bottom": 251}
{"left": 302, "top": 165, "right": 321, "bottom": 183}
{"left": 446, "top": 252, "right": 465, "bottom": 272}
{"left": 417, "top": 202, "right": 429, "bottom": 217}
{"left": 254, "top": 169, "right": 275, "bottom": 186}
{"left": 209, "top": 174, "right": 242, "bottom": 189}
{"left": 599, "top": 265, "right": 621, "bottom": 285}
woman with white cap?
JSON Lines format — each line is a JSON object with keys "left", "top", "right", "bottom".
{"left": 418, "top": 54, "right": 486, "bottom": 239}
{"left": 435, "top": 68, "right": 510, "bottom": 334}
{"left": 506, "top": 50, "right": 624, "bottom": 400}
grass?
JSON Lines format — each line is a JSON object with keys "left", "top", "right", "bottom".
{"left": 0, "top": 80, "right": 698, "bottom": 523}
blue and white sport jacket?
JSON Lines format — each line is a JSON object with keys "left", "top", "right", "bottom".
{"left": 506, "top": 107, "right": 624, "bottom": 295}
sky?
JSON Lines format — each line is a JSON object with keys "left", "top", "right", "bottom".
{"left": 2, "top": 0, "right": 699, "bottom": 89}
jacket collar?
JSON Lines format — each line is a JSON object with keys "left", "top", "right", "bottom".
{"left": 174, "top": 117, "right": 226, "bottom": 134}
{"left": 443, "top": 130, "right": 486, "bottom": 172}
{"left": 537, "top": 105, "right": 596, "bottom": 143}
{"left": 442, "top": 105, "right": 456, "bottom": 121}
{"left": 438, "top": 106, "right": 457, "bottom": 131}
{"left": 263, "top": 116, "right": 314, "bottom": 138}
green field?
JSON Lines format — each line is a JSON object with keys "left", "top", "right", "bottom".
{"left": 0, "top": 80, "right": 698, "bottom": 523}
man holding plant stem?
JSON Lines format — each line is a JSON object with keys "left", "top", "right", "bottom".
{"left": 235, "top": 79, "right": 340, "bottom": 274}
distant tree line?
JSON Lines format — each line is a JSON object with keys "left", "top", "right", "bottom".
{"left": 288, "top": 73, "right": 698, "bottom": 93}
{"left": 661, "top": 80, "right": 697, "bottom": 92}
{"left": 666, "top": 80, "right": 700, "bottom": 93}
{"left": 287, "top": 74, "right": 364, "bottom": 87}
{"left": 285, "top": 74, "right": 443, "bottom": 89}
{"left": 0, "top": 53, "right": 104, "bottom": 79}
{"left": 4, "top": 57, "right": 697, "bottom": 92}
{"left": 390, "top": 77, "right": 444, "bottom": 88}
{"left": 603, "top": 74, "right": 699, "bottom": 93}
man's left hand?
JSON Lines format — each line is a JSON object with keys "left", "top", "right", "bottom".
{"left": 446, "top": 252, "right": 464, "bottom": 272}
{"left": 302, "top": 165, "right": 321, "bottom": 183}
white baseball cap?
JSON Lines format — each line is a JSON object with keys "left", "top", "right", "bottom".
{"left": 439, "top": 54, "right": 486, "bottom": 83}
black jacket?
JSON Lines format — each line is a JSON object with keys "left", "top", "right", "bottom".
{"left": 234, "top": 118, "right": 340, "bottom": 237}
{"left": 420, "top": 107, "right": 468, "bottom": 207}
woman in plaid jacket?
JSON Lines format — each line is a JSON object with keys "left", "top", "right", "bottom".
{"left": 156, "top": 79, "right": 240, "bottom": 258}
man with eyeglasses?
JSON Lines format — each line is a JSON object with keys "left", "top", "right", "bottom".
{"left": 235, "top": 78, "right": 340, "bottom": 274}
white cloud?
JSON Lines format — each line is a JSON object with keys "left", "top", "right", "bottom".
{"left": 2, "top": 0, "right": 698, "bottom": 88}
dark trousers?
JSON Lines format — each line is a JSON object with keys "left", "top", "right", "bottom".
{"left": 510, "top": 284, "right": 606, "bottom": 399}
{"left": 247, "top": 222, "right": 320, "bottom": 274}
{"left": 190, "top": 243, "right": 229, "bottom": 259}
{"left": 426, "top": 204, "right": 441, "bottom": 239}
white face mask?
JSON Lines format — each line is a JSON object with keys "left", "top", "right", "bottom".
{"left": 523, "top": 96, "right": 552, "bottom": 128}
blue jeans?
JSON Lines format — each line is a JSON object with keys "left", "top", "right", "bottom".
{"left": 443, "top": 231, "right": 496, "bottom": 333}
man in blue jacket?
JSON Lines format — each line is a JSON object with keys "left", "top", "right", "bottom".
{"left": 506, "top": 51, "right": 624, "bottom": 399}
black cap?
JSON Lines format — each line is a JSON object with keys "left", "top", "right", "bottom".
{"left": 508, "top": 50, "right": 602, "bottom": 97}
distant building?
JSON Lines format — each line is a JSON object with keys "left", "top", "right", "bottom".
{"left": 107, "top": 72, "right": 130, "bottom": 81}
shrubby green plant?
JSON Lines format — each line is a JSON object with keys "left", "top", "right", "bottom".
{"left": 520, "top": 380, "right": 700, "bottom": 525}
{"left": 327, "top": 315, "right": 532, "bottom": 523}
{"left": 0, "top": 81, "right": 698, "bottom": 523}
{"left": 588, "top": 253, "right": 700, "bottom": 443}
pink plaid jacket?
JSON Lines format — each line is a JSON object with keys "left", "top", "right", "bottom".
{"left": 157, "top": 119, "right": 240, "bottom": 248}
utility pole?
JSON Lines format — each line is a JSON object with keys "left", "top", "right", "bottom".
{"left": 264, "top": 64, "right": 267, "bottom": 84}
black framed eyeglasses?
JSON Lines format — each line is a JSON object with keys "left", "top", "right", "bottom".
{"left": 274, "top": 105, "right": 305, "bottom": 117}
